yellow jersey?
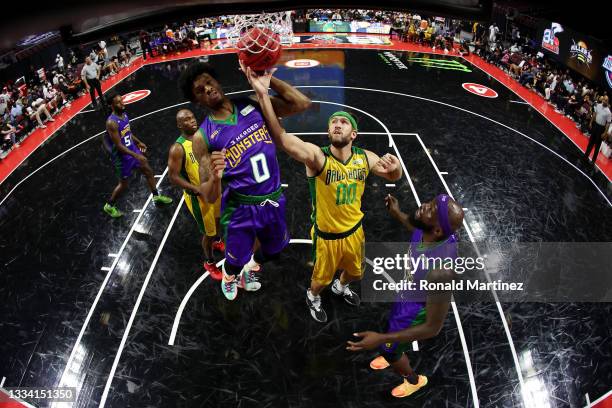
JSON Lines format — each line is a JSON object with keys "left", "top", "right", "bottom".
{"left": 308, "top": 146, "right": 369, "bottom": 237}
{"left": 175, "top": 135, "right": 200, "bottom": 195}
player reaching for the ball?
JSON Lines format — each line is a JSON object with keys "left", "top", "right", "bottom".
{"left": 178, "top": 62, "right": 311, "bottom": 301}
{"left": 346, "top": 194, "right": 464, "bottom": 399}
{"left": 244, "top": 66, "right": 403, "bottom": 323}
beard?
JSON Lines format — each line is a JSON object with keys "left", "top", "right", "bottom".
{"left": 409, "top": 211, "right": 433, "bottom": 232}
{"left": 330, "top": 133, "right": 351, "bottom": 148}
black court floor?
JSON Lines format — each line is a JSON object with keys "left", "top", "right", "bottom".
{"left": 1, "top": 49, "right": 611, "bottom": 408}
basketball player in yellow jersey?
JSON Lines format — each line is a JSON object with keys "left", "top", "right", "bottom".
{"left": 245, "top": 67, "right": 403, "bottom": 322}
{"left": 168, "top": 109, "right": 224, "bottom": 280}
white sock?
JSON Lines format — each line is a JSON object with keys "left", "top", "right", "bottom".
{"left": 307, "top": 289, "right": 317, "bottom": 301}
{"left": 336, "top": 280, "right": 347, "bottom": 291}
{"left": 245, "top": 254, "right": 259, "bottom": 270}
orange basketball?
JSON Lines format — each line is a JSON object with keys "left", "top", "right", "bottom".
{"left": 237, "top": 27, "right": 282, "bottom": 72}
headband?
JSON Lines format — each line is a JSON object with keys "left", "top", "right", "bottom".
{"left": 436, "top": 194, "right": 453, "bottom": 238}
{"left": 329, "top": 111, "right": 358, "bottom": 132}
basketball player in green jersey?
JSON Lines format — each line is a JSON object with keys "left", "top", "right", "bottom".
{"left": 168, "top": 109, "right": 225, "bottom": 280}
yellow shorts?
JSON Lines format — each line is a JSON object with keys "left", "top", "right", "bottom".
{"left": 184, "top": 193, "right": 220, "bottom": 237}
{"left": 311, "top": 225, "right": 365, "bottom": 286}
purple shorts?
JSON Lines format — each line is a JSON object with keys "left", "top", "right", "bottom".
{"left": 380, "top": 300, "right": 426, "bottom": 355}
{"left": 111, "top": 147, "right": 142, "bottom": 179}
{"left": 220, "top": 192, "right": 289, "bottom": 267}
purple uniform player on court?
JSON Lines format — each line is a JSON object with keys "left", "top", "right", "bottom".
{"left": 179, "top": 62, "right": 311, "bottom": 300}
{"left": 103, "top": 92, "right": 172, "bottom": 218}
{"left": 347, "top": 194, "right": 464, "bottom": 399}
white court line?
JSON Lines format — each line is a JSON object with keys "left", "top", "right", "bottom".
{"left": 0, "top": 90, "right": 253, "bottom": 207}
{"left": 168, "top": 238, "right": 321, "bottom": 346}
{"left": 462, "top": 208, "right": 469, "bottom": 211}
{"left": 411, "top": 132, "right": 526, "bottom": 400}
{"left": 312, "top": 100, "right": 478, "bottom": 406}
{"left": 585, "top": 388, "right": 612, "bottom": 408}
{"left": 385, "top": 183, "right": 396, "bottom": 187}
{"left": 586, "top": 393, "right": 591, "bottom": 407}
{"left": 99, "top": 195, "right": 185, "bottom": 408}
{"left": 281, "top": 183, "right": 288, "bottom": 188}
{"left": 132, "top": 209, "right": 142, "bottom": 213}
{"left": 509, "top": 100, "right": 529, "bottom": 105}
{"left": 440, "top": 171, "right": 448, "bottom": 175}
{"left": 108, "top": 253, "right": 118, "bottom": 258}
{"left": 298, "top": 86, "right": 611, "bottom": 207}
{"left": 0, "top": 376, "right": 5, "bottom": 387}
{"left": 168, "top": 240, "right": 416, "bottom": 350}
{"left": 388, "top": 133, "right": 480, "bottom": 407}
{"left": 0, "top": 65, "right": 146, "bottom": 189}
{"left": 101, "top": 267, "right": 111, "bottom": 271}
{"left": 460, "top": 55, "right": 611, "bottom": 183}
{"left": 0, "top": 100, "right": 192, "bottom": 207}
{"left": 154, "top": 175, "right": 163, "bottom": 178}
{"left": 78, "top": 109, "right": 96, "bottom": 114}
{"left": 56, "top": 167, "right": 169, "bottom": 392}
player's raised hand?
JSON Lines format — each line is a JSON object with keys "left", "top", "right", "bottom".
{"left": 385, "top": 193, "right": 399, "bottom": 211}
{"left": 210, "top": 149, "right": 226, "bottom": 181}
{"left": 240, "top": 60, "right": 276, "bottom": 97}
{"left": 346, "top": 331, "right": 385, "bottom": 351}
{"left": 375, "top": 153, "right": 400, "bottom": 174}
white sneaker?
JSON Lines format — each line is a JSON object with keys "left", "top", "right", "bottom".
{"left": 306, "top": 289, "right": 327, "bottom": 322}
{"left": 237, "top": 268, "right": 261, "bottom": 291}
{"left": 331, "top": 279, "right": 361, "bottom": 306}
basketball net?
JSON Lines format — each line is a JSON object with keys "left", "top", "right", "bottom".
{"left": 227, "top": 11, "right": 294, "bottom": 52}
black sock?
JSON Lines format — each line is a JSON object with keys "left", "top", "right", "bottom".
{"left": 204, "top": 257, "right": 214, "bottom": 264}
{"left": 108, "top": 199, "right": 116, "bottom": 206}
{"left": 405, "top": 373, "right": 419, "bottom": 385}
{"left": 152, "top": 189, "right": 159, "bottom": 196}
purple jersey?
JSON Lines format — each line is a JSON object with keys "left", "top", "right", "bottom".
{"left": 199, "top": 98, "right": 281, "bottom": 196}
{"left": 105, "top": 113, "right": 142, "bottom": 157}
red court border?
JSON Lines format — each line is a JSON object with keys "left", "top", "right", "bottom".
{"left": 1, "top": 35, "right": 610, "bottom": 185}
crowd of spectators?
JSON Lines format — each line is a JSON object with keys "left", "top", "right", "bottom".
{"left": 2, "top": 10, "right": 610, "bottom": 163}
{"left": 472, "top": 23, "right": 612, "bottom": 162}
{"left": 0, "top": 38, "right": 141, "bottom": 157}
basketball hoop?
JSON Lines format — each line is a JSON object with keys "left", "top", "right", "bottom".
{"left": 227, "top": 11, "right": 294, "bottom": 51}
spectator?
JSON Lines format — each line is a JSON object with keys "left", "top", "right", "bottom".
{"left": 2, "top": 120, "right": 17, "bottom": 148}
{"left": 139, "top": 30, "right": 154, "bottom": 60}
{"left": 55, "top": 54, "right": 65, "bottom": 73}
{"left": 26, "top": 97, "right": 55, "bottom": 129}
{"left": 586, "top": 98, "right": 612, "bottom": 163}
{"left": 81, "top": 56, "right": 104, "bottom": 110}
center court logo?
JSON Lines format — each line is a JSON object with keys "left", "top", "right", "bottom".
{"left": 602, "top": 55, "right": 612, "bottom": 88}
{"left": 121, "top": 90, "right": 151, "bottom": 104}
{"left": 541, "top": 22, "right": 563, "bottom": 54}
{"left": 569, "top": 40, "right": 593, "bottom": 65}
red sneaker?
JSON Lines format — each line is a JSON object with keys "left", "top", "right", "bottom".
{"left": 212, "top": 240, "right": 225, "bottom": 253}
{"left": 203, "top": 261, "right": 222, "bottom": 281}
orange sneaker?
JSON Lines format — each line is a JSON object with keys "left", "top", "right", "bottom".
{"left": 212, "top": 240, "right": 225, "bottom": 253}
{"left": 203, "top": 261, "right": 222, "bottom": 281}
{"left": 370, "top": 356, "right": 390, "bottom": 370}
{"left": 391, "top": 375, "right": 428, "bottom": 398}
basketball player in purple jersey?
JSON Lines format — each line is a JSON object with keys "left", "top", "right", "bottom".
{"left": 103, "top": 92, "right": 172, "bottom": 218}
{"left": 347, "top": 194, "right": 464, "bottom": 398}
{"left": 179, "top": 62, "right": 311, "bottom": 300}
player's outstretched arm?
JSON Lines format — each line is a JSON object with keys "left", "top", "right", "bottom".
{"left": 245, "top": 66, "right": 324, "bottom": 172}
{"left": 346, "top": 269, "right": 452, "bottom": 351}
{"left": 365, "top": 150, "right": 402, "bottom": 181}
{"left": 168, "top": 144, "right": 200, "bottom": 195}
{"left": 192, "top": 129, "right": 223, "bottom": 203}
{"left": 385, "top": 194, "right": 416, "bottom": 232}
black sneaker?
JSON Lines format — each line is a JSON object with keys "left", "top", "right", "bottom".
{"left": 306, "top": 290, "right": 327, "bottom": 323}
{"left": 331, "top": 279, "right": 361, "bottom": 306}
